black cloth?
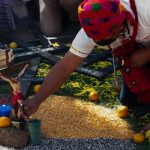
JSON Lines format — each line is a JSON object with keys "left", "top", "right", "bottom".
{"left": 119, "top": 81, "right": 150, "bottom": 117}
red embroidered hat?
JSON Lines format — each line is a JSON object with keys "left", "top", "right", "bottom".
{"left": 78, "top": 0, "right": 127, "bottom": 41}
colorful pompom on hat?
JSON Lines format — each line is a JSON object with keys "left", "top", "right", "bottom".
{"left": 78, "top": 0, "right": 127, "bottom": 41}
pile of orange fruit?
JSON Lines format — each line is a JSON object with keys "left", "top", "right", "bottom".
{"left": 116, "top": 105, "right": 150, "bottom": 144}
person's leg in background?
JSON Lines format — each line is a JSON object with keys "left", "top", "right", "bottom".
{"left": 59, "top": 0, "right": 82, "bottom": 35}
{"left": 120, "top": 81, "right": 139, "bottom": 108}
{"left": 59, "top": 0, "right": 82, "bottom": 22}
{"left": 11, "top": 1, "right": 29, "bottom": 20}
{"left": 39, "top": 0, "right": 62, "bottom": 36}
{"left": 120, "top": 81, "right": 150, "bottom": 117}
{"left": 26, "top": 0, "right": 39, "bottom": 22}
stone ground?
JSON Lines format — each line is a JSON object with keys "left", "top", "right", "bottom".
{"left": 0, "top": 138, "right": 136, "bottom": 150}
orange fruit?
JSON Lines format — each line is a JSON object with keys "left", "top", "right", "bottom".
{"left": 133, "top": 133, "right": 145, "bottom": 144}
{"left": 89, "top": 91, "right": 99, "bottom": 102}
{"left": 8, "top": 42, "right": 18, "bottom": 49}
{"left": 0, "top": 117, "right": 11, "bottom": 127}
{"left": 116, "top": 105, "right": 129, "bottom": 118}
{"left": 34, "top": 84, "right": 41, "bottom": 93}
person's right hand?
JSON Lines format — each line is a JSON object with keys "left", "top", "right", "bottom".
{"left": 130, "top": 49, "right": 150, "bottom": 68}
{"left": 22, "top": 96, "right": 40, "bottom": 116}
{"left": 141, "top": 122, "right": 150, "bottom": 132}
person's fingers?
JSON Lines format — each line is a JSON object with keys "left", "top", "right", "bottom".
{"left": 0, "top": 74, "right": 9, "bottom": 81}
{"left": 25, "top": 64, "right": 29, "bottom": 68}
{"left": 22, "top": 101, "right": 33, "bottom": 115}
{"left": 8, "top": 49, "right": 14, "bottom": 63}
{"left": 141, "top": 124, "right": 150, "bottom": 132}
{"left": 24, "top": 115, "right": 30, "bottom": 122}
{"left": 133, "top": 106, "right": 150, "bottom": 117}
{"left": 22, "top": 97, "right": 40, "bottom": 116}
{"left": 22, "top": 103, "right": 29, "bottom": 115}
{"left": 23, "top": 105, "right": 28, "bottom": 114}
{"left": 18, "top": 101, "right": 28, "bottom": 116}
{"left": 130, "top": 57, "right": 138, "bottom": 67}
{"left": 131, "top": 60, "right": 141, "bottom": 68}
{"left": 0, "top": 73, "right": 4, "bottom": 77}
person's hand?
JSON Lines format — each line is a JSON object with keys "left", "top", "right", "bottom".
{"left": 22, "top": 96, "right": 40, "bottom": 116}
{"left": 0, "top": 73, "right": 10, "bottom": 82}
{"left": 8, "top": 49, "right": 14, "bottom": 63}
{"left": 13, "top": 0, "right": 31, "bottom": 5}
{"left": 141, "top": 122, "right": 150, "bottom": 132}
{"left": 132, "top": 105, "right": 150, "bottom": 117}
{"left": 130, "top": 49, "right": 150, "bottom": 67}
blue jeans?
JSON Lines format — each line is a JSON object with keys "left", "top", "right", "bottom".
{"left": 119, "top": 81, "right": 140, "bottom": 107}
{"left": 120, "top": 81, "right": 150, "bottom": 116}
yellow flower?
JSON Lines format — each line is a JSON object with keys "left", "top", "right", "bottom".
{"left": 52, "top": 42, "right": 59, "bottom": 47}
{"left": 71, "top": 82, "right": 80, "bottom": 88}
{"left": 145, "top": 130, "right": 150, "bottom": 139}
{"left": 86, "top": 88, "right": 96, "bottom": 93}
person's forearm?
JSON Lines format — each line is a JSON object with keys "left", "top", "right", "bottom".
{"left": 34, "top": 52, "right": 84, "bottom": 105}
{"left": 145, "top": 47, "right": 150, "bottom": 63}
{"left": 34, "top": 61, "right": 71, "bottom": 104}
{"left": 145, "top": 46, "right": 150, "bottom": 56}
{"left": 131, "top": 46, "right": 150, "bottom": 67}
{"left": 147, "top": 47, "right": 150, "bottom": 58}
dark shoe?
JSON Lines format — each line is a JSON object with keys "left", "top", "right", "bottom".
{"left": 132, "top": 105, "right": 150, "bottom": 117}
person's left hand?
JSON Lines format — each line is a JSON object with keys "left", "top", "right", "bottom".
{"left": 22, "top": 96, "right": 40, "bottom": 116}
{"left": 130, "top": 49, "right": 150, "bottom": 67}
{"left": 141, "top": 122, "right": 150, "bottom": 132}
{"left": 132, "top": 105, "right": 150, "bottom": 117}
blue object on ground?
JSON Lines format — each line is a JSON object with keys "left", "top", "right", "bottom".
{"left": 0, "top": 104, "right": 11, "bottom": 117}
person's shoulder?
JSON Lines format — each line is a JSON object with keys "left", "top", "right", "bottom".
{"left": 76, "top": 28, "right": 90, "bottom": 40}
{"left": 121, "top": 0, "right": 150, "bottom": 11}
{"left": 134, "top": 0, "right": 150, "bottom": 24}
{"left": 72, "top": 28, "right": 95, "bottom": 46}
{"left": 120, "top": 0, "right": 135, "bottom": 18}
{"left": 70, "top": 28, "right": 96, "bottom": 58}
{"left": 121, "top": 0, "right": 150, "bottom": 23}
